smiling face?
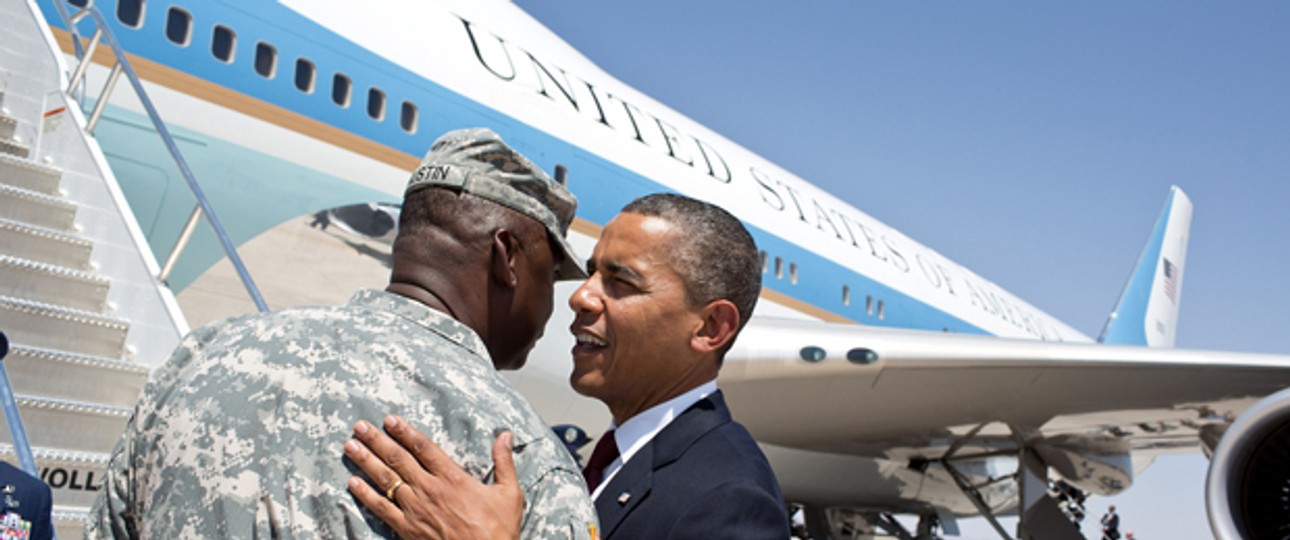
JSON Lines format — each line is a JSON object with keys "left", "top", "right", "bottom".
{"left": 567, "top": 212, "right": 719, "bottom": 422}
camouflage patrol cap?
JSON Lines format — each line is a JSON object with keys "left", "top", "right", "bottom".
{"left": 406, "top": 128, "right": 587, "bottom": 280}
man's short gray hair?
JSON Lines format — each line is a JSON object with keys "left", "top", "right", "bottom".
{"left": 622, "top": 194, "right": 761, "bottom": 350}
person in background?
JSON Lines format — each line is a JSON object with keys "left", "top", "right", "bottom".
{"left": 0, "top": 461, "right": 53, "bottom": 540}
{"left": 1101, "top": 505, "right": 1121, "bottom": 540}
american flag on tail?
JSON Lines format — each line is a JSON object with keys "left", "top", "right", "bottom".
{"left": 1162, "top": 258, "right": 1179, "bottom": 303}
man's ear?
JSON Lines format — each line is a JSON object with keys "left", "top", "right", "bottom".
{"left": 690, "top": 299, "right": 740, "bottom": 354}
{"left": 490, "top": 229, "right": 519, "bottom": 289}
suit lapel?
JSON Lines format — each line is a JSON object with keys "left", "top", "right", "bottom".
{"left": 649, "top": 392, "right": 730, "bottom": 468}
{"left": 595, "top": 391, "right": 734, "bottom": 539}
{"left": 595, "top": 442, "right": 653, "bottom": 539}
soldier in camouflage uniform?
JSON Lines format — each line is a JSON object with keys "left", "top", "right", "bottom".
{"left": 87, "top": 128, "right": 600, "bottom": 539}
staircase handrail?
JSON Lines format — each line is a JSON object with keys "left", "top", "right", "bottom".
{"left": 0, "top": 332, "right": 37, "bottom": 477}
{"left": 50, "top": 0, "right": 269, "bottom": 312}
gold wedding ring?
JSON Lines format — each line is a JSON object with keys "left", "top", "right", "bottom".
{"left": 385, "top": 479, "right": 404, "bottom": 501}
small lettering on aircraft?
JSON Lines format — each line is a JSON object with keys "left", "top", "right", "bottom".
{"left": 458, "top": 16, "right": 733, "bottom": 186}
{"left": 38, "top": 467, "right": 101, "bottom": 492}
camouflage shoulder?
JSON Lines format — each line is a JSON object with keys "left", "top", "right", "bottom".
{"left": 519, "top": 467, "right": 598, "bottom": 540}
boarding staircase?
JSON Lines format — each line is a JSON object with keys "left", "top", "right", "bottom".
{"left": 0, "top": 0, "right": 191, "bottom": 536}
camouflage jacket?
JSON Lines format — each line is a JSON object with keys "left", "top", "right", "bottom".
{"left": 87, "top": 289, "right": 598, "bottom": 539}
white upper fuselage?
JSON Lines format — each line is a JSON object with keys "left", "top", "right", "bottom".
{"left": 277, "top": 0, "right": 1085, "bottom": 343}
{"left": 36, "top": 0, "right": 1168, "bottom": 520}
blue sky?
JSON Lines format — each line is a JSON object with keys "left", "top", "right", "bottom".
{"left": 513, "top": 1, "right": 1290, "bottom": 538}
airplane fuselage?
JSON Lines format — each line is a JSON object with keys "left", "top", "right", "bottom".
{"left": 32, "top": 0, "right": 1133, "bottom": 521}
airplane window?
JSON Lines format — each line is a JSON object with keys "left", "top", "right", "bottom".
{"left": 774, "top": 257, "right": 783, "bottom": 279}
{"left": 789, "top": 263, "right": 798, "bottom": 285}
{"left": 400, "top": 101, "right": 418, "bottom": 133}
{"left": 294, "top": 58, "right": 315, "bottom": 93}
{"left": 758, "top": 251, "right": 768, "bottom": 274}
{"left": 254, "top": 42, "right": 277, "bottom": 79}
{"left": 212, "top": 25, "right": 236, "bottom": 63}
{"left": 117, "top": 0, "right": 145, "bottom": 29}
{"left": 877, "top": 300, "right": 886, "bottom": 320}
{"left": 332, "top": 73, "right": 351, "bottom": 107}
{"left": 367, "top": 87, "right": 386, "bottom": 121}
{"left": 842, "top": 285, "right": 851, "bottom": 306}
{"left": 866, "top": 295, "right": 873, "bottom": 315}
{"left": 164, "top": 7, "right": 191, "bottom": 45}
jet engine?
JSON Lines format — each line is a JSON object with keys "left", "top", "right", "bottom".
{"left": 1206, "top": 387, "right": 1290, "bottom": 540}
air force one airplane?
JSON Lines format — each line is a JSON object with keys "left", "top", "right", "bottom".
{"left": 1, "top": 0, "right": 1289, "bottom": 538}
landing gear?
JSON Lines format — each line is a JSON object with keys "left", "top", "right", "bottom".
{"left": 797, "top": 505, "right": 945, "bottom": 540}
{"left": 939, "top": 423, "right": 1087, "bottom": 540}
{"left": 791, "top": 422, "right": 1101, "bottom": 540}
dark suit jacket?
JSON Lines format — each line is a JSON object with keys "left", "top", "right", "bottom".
{"left": 594, "top": 391, "right": 789, "bottom": 540}
{"left": 0, "top": 461, "right": 53, "bottom": 540}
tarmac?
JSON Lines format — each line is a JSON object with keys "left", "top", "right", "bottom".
{"left": 176, "top": 215, "right": 392, "bottom": 327}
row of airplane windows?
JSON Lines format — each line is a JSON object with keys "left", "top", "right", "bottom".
{"left": 85, "top": 1, "right": 888, "bottom": 322}
{"left": 761, "top": 251, "right": 799, "bottom": 285}
{"left": 842, "top": 284, "right": 886, "bottom": 320}
{"left": 75, "top": 0, "right": 420, "bottom": 134}
{"left": 758, "top": 251, "right": 885, "bottom": 320}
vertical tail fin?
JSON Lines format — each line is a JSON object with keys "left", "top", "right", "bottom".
{"left": 1099, "top": 186, "right": 1193, "bottom": 347}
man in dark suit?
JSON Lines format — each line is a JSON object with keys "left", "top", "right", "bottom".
{"left": 1101, "top": 505, "right": 1120, "bottom": 540}
{"left": 0, "top": 461, "right": 53, "bottom": 540}
{"left": 566, "top": 194, "right": 786, "bottom": 539}
{"left": 346, "top": 193, "right": 789, "bottom": 539}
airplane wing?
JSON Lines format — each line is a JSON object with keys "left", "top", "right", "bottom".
{"left": 721, "top": 317, "right": 1290, "bottom": 493}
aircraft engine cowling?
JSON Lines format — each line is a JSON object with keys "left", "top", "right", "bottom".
{"left": 1206, "top": 386, "right": 1290, "bottom": 540}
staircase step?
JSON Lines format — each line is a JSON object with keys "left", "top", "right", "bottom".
{"left": 0, "top": 113, "right": 15, "bottom": 139}
{"left": 5, "top": 344, "right": 149, "bottom": 407}
{"left": 0, "top": 136, "right": 29, "bottom": 158}
{"left": 0, "top": 217, "right": 92, "bottom": 270}
{"left": 0, "top": 296, "right": 129, "bottom": 358}
{"left": 0, "top": 445, "right": 110, "bottom": 513}
{"left": 0, "top": 395, "right": 132, "bottom": 454}
{"left": 0, "top": 255, "right": 109, "bottom": 312}
{"left": 0, "top": 181, "right": 78, "bottom": 231}
{"left": 0, "top": 152, "right": 62, "bottom": 194}
{"left": 53, "top": 507, "right": 89, "bottom": 540}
